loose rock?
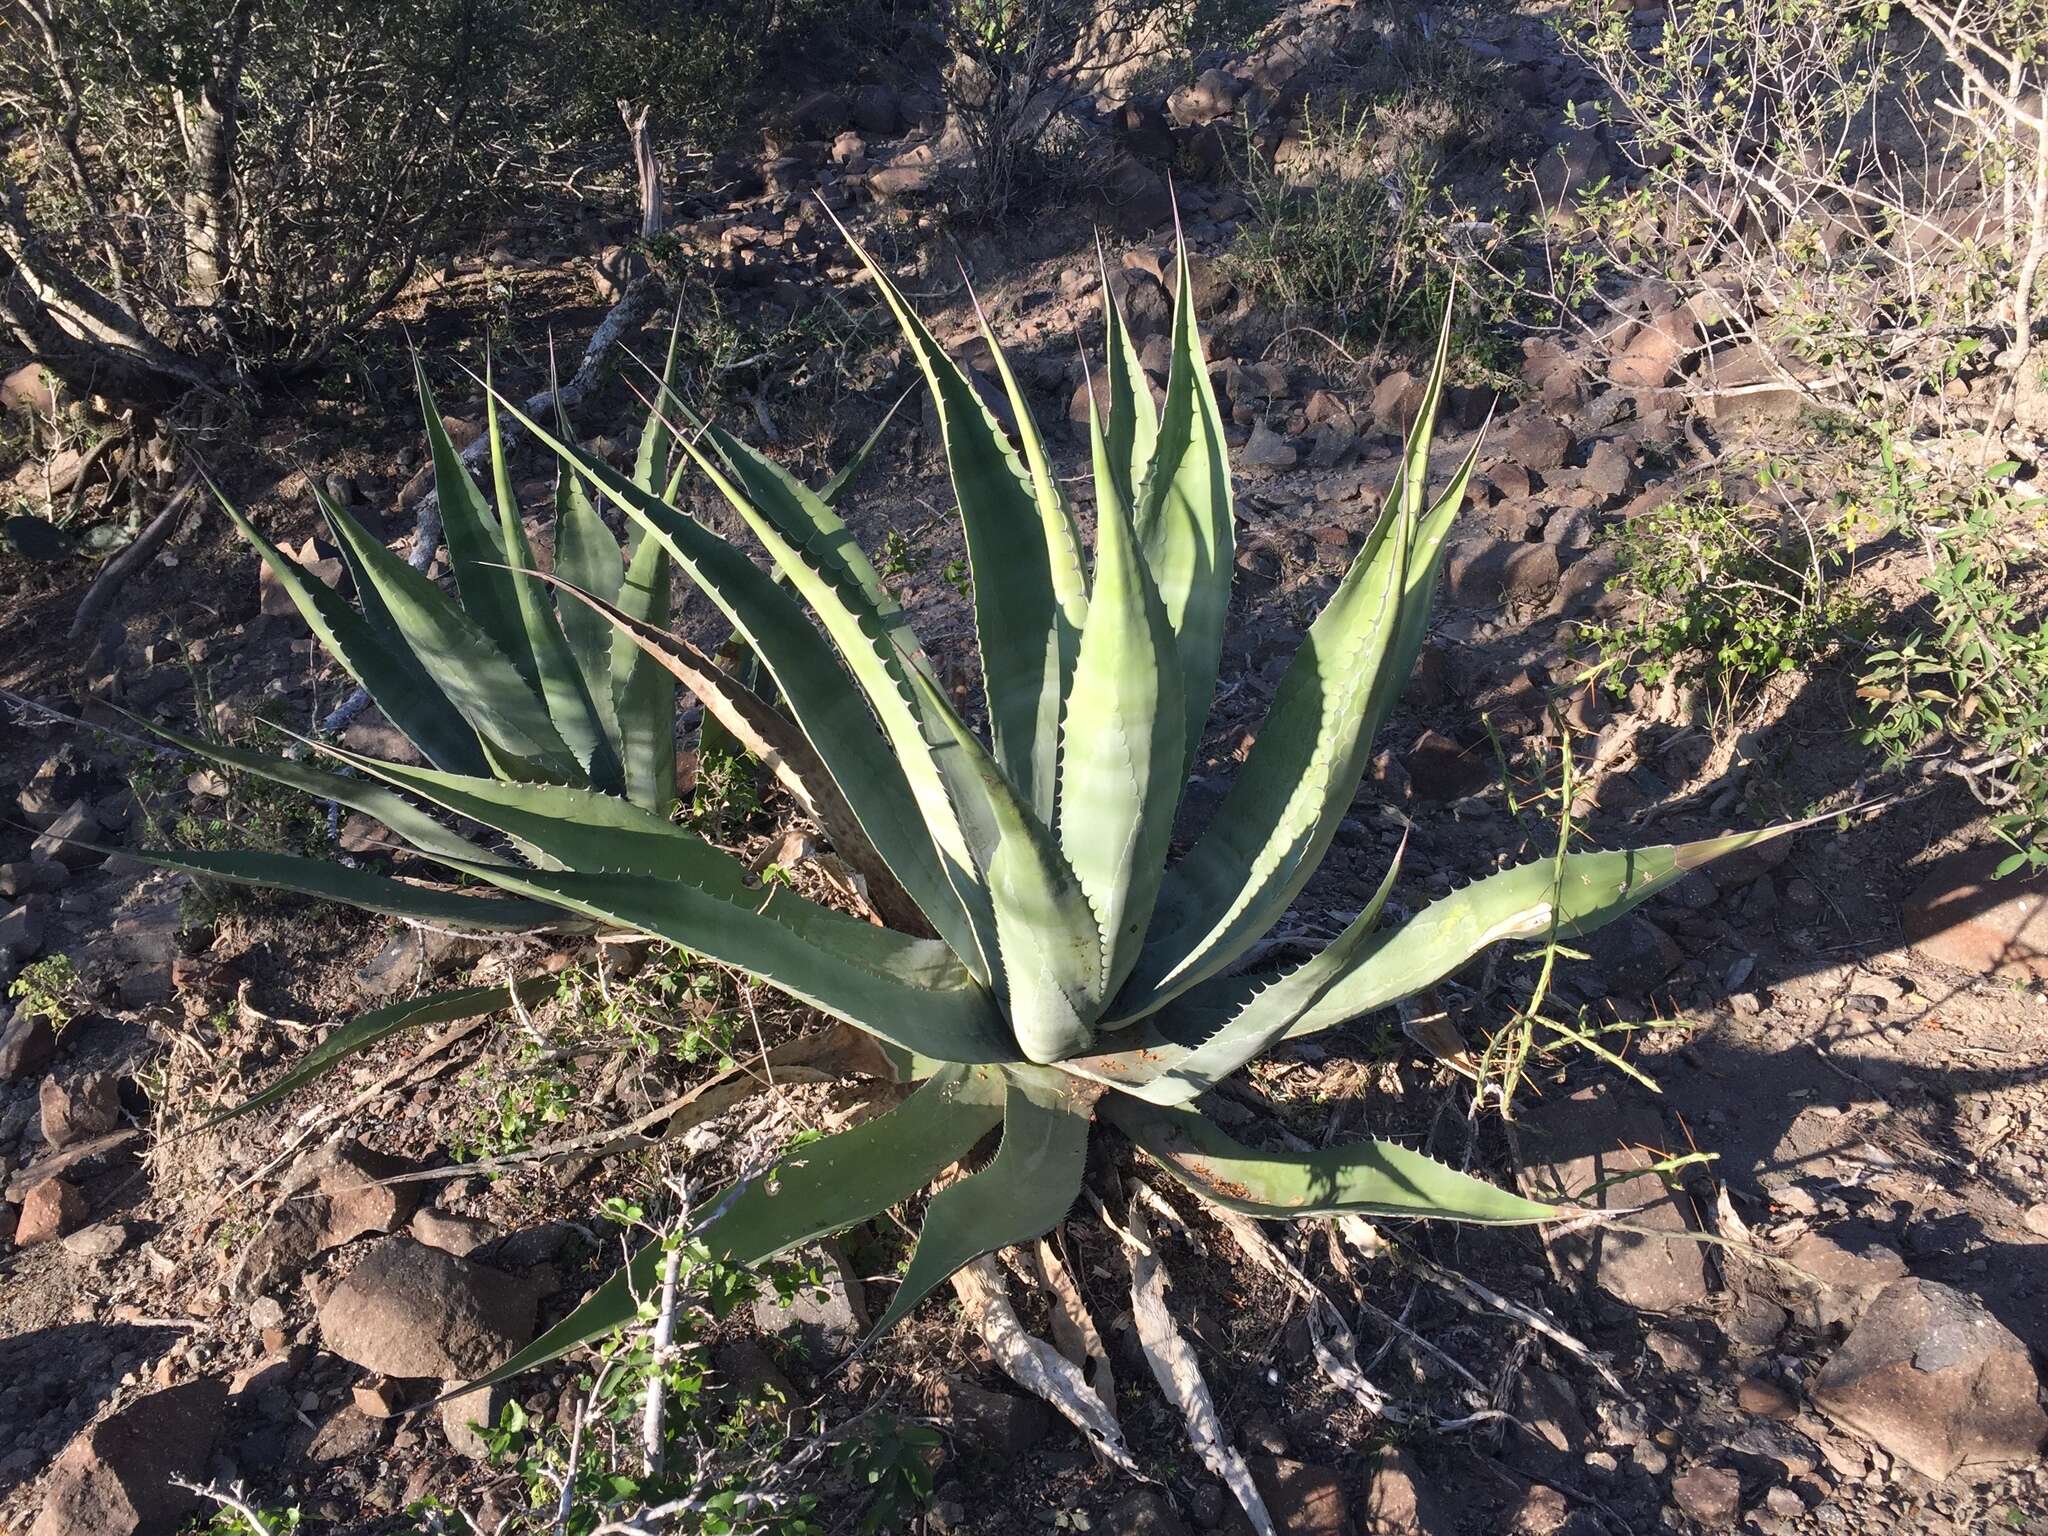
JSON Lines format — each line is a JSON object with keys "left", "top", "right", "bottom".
{"left": 1670, "top": 1464, "right": 1741, "bottom": 1527}
{"left": 1811, "top": 1277, "right": 2048, "bottom": 1480}
{"left": 1521, "top": 1083, "right": 1711, "bottom": 1312}
{"left": 40, "top": 1072, "right": 120, "bottom": 1150}
{"left": 15, "top": 1176, "right": 86, "bottom": 1245}
{"left": 1902, "top": 846, "right": 2048, "bottom": 982}
{"left": 29, "top": 1379, "right": 226, "bottom": 1536}
{"left": 1363, "top": 1446, "right": 1452, "bottom": 1533}
{"left": 317, "top": 1236, "right": 534, "bottom": 1379}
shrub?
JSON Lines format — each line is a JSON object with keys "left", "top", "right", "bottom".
{"left": 1859, "top": 458, "right": 2048, "bottom": 873}
{"left": 1581, "top": 479, "right": 1876, "bottom": 714}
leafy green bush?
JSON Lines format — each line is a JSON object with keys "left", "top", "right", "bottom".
{"left": 1582, "top": 480, "right": 1875, "bottom": 713}
{"left": 148, "top": 226, "right": 1794, "bottom": 1400}
{"left": 1860, "top": 461, "right": 2048, "bottom": 874}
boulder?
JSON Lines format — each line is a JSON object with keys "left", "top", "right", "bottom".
{"left": 30, "top": 801, "right": 103, "bottom": 869}
{"left": 1520, "top": 1083, "right": 1711, "bottom": 1312}
{"left": 0, "top": 1011, "right": 56, "bottom": 1079}
{"left": 1363, "top": 1447, "right": 1452, "bottom": 1533}
{"left": 1669, "top": 1464, "right": 1741, "bottom": 1527}
{"left": 29, "top": 1379, "right": 227, "bottom": 1536}
{"left": 1812, "top": 1278, "right": 2047, "bottom": 1480}
{"left": 317, "top": 1236, "right": 534, "bottom": 1379}
{"left": 1902, "top": 846, "right": 2048, "bottom": 982}
{"left": 40, "top": 1072, "right": 120, "bottom": 1150}
{"left": 0, "top": 902, "right": 43, "bottom": 962}
{"left": 927, "top": 1375, "right": 1052, "bottom": 1457}
{"left": 16, "top": 1176, "right": 87, "bottom": 1245}
{"left": 752, "top": 1240, "right": 866, "bottom": 1363}
{"left": 1249, "top": 1459, "right": 1347, "bottom": 1536}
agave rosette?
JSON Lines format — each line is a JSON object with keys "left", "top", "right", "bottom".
{"left": 149, "top": 228, "right": 1782, "bottom": 1386}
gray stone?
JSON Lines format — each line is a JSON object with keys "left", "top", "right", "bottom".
{"left": 0, "top": 1011, "right": 56, "bottom": 1079}
{"left": 928, "top": 1374, "right": 1052, "bottom": 1457}
{"left": 1521, "top": 1083, "right": 1711, "bottom": 1312}
{"left": 752, "top": 1240, "right": 867, "bottom": 1363}
{"left": 60, "top": 1220, "right": 129, "bottom": 1261}
{"left": 317, "top": 1236, "right": 534, "bottom": 1379}
{"left": 30, "top": 802, "right": 103, "bottom": 869}
{"left": 29, "top": 1379, "right": 226, "bottom": 1536}
{"left": 1773, "top": 1226, "right": 1908, "bottom": 1330}
{"left": 40, "top": 1073, "right": 120, "bottom": 1150}
{"left": 0, "top": 903, "right": 44, "bottom": 961}
{"left": 412, "top": 1205, "right": 495, "bottom": 1256}
{"left": 1242, "top": 421, "right": 1297, "bottom": 468}
{"left": 1586, "top": 915, "right": 1684, "bottom": 994}
{"left": 1812, "top": 1277, "right": 2047, "bottom": 1480}
{"left": 0, "top": 859, "right": 68, "bottom": 898}
{"left": 439, "top": 1380, "right": 506, "bottom": 1459}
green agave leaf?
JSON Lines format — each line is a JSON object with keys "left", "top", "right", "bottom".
{"left": 304, "top": 740, "right": 744, "bottom": 885}
{"left": 1083, "top": 825, "right": 1802, "bottom": 1101}
{"left": 835, "top": 215, "right": 1066, "bottom": 818}
{"left": 816, "top": 387, "right": 911, "bottom": 508}
{"left": 905, "top": 664, "right": 1100, "bottom": 1063}
{"left": 496, "top": 400, "right": 978, "bottom": 973}
{"left": 317, "top": 494, "right": 581, "bottom": 779}
{"left": 1080, "top": 837, "right": 1405, "bottom": 1105}
{"left": 520, "top": 566, "right": 922, "bottom": 930}
{"left": 434, "top": 853, "right": 1017, "bottom": 1066}
{"left": 967, "top": 282, "right": 1089, "bottom": 633}
{"left": 1120, "top": 325, "right": 1475, "bottom": 1023}
{"left": 214, "top": 486, "right": 485, "bottom": 776}
{"left": 418, "top": 363, "right": 535, "bottom": 688}
{"left": 1099, "top": 244, "right": 1159, "bottom": 512}
{"left": 461, "top": 1065, "right": 1005, "bottom": 1396}
{"left": 484, "top": 386, "right": 621, "bottom": 790}
{"left": 201, "top": 976, "right": 558, "bottom": 1127}
{"left": 602, "top": 328, "right": 687, "bottom": 813}
{"left": 116, "top": 844, "right": 562, "bottom": 930}
{"left": 550, "top": 428, "right": 627, "bottom": 762}
{"left": 867, "top": 1069, "right": 1097, "bottom": 1336}
{"left": 705, "top": 422, "right": 932, "bottom": 681}
{"left": 633, "top": 315, "right": 686, "bottom": 496}
{"left": 1120, "top": 463, "right": 1416, "bottom": 1018}
{"left": 131, "top": 716, "right": 504, "bottom": 868}
{"left": 1103, "top": 1097, "right": 1561, "bottom": 1223}
{"left": 1278, "top": 825, "right": 1795, "bottom": 1042}
{"left": 1134, "top": 233, "right": 1235, "bottom": 781}
{"left": 1059, "top": 385, "right": 1184, "bottom": 1001}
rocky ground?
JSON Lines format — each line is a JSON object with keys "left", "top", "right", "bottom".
{"left": 1, "top": 1, "right": 2045, "bottom": 1533}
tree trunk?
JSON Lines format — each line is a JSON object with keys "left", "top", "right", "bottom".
{"left": 182, "top": 1, "right": 253, "bottom": 304}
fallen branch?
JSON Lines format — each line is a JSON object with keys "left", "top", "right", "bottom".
{"left": 67, "top": 474, "right": 199, "bottom": 641}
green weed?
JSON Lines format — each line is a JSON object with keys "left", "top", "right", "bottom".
{"left": 7, "top": 953, "right": 86, "bottom": 1031}
{"left": 1581, "top": 480, "right": 1875, "bottom": 714}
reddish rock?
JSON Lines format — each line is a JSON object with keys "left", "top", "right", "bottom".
{"left": 1903, "top": 846, "right": 2048, "bottom": 982}
{"left": 1363, "top": 1447, "right": 1452, "bottom": 1533}
{"left": 15, "top": 1177, "right": 86, "bottom": 1245}
{"left": 30, "top": 1379, "right": 226, "bottom": 1536}
{"left": 317, "top": 1236, "right": 533, "bottom": 1379}
{"left": 1250, "top": 1458, "right": 1347, "bottom": 1536}
{"left": 1670, "top": 1464, "right": 1741, "bottom": 1527}
{"left": 1812, "top": 1278, "right": 2047, "bottom": 1480}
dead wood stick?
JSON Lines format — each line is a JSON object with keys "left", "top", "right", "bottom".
{"left": 67, "top": 473, "right": 198, "bottom": 640}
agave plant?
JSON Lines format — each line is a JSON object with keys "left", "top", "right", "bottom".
{"left": 144, "top": 228, "right": 1781, "bottom": 1392}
